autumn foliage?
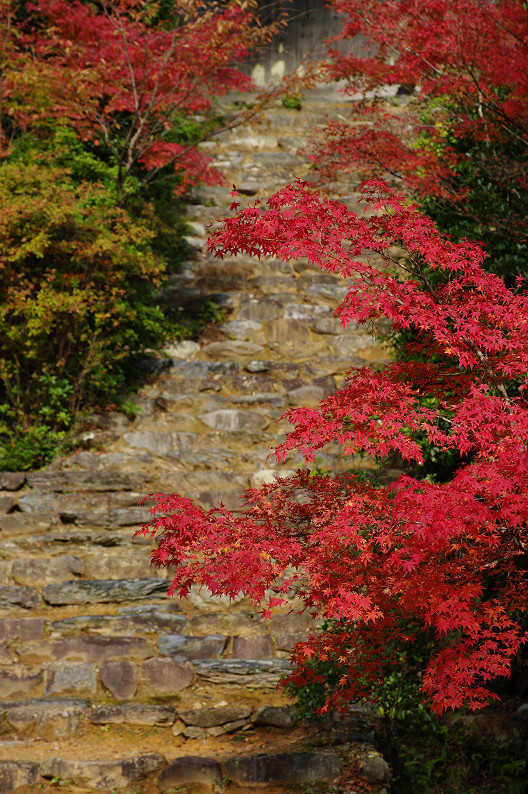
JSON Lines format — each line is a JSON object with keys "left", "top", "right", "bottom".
{"left": 308, "top": 0, "right": 528, "bottom": 280}
{"left": 2, "top": 0, "right": 277, "bottom": 196}
{"left": 141, "top": 180, "right": 528, "bottom": 714}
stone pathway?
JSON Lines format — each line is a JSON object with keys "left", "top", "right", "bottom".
{"left": 0, "top": 92, "right": 391, "bottom": 793}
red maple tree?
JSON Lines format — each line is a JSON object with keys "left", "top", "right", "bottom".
{"left": 140, "top": 180, "right": 528, "bottom": 714}
{"left": 308, "top": 0, "right": 527, "bottom": 207}
{"left": 2, "top": 0, "right": 279, "bottom": 195}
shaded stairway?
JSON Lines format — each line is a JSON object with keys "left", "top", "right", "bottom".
{"left": 0, "top": 91, "right": 392, "bottom": 794}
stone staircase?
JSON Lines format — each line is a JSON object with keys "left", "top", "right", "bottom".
{"left": 0, "top": 92, "right": 392, "bottom": 793}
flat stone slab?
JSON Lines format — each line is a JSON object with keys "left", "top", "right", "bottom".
{"left": 178, "top": 705, "right": 251, "bottom": 728}
{"left": 0, "top": 586, "right": 41, "bottom": 609}
{"left": 25, "top": 471, "right": 147, "bottom": 491}
{"left": 193, "top": 659, "right": 291, "bottom": 687}
{"left": 0, "top": 762, "right": 39, "bottom": 793}
{"left": 40, "top": 755, "right": 165, "bottom": 791}
{"left": 199, "top": 409, "right": 269, "bottom": 432}
{"left": 141, "top": 657, "right": 194, "bottom": 694}
{"left": 253, "top": 706, "right": 295, "bottom": 728}
{"left": 0, "top": 472, "right": 25, "bottom": 490}
{"left": 99, "top": 660, "right": 138, "bottom": 700}
{"left": 90, "top": 705, "right": 176, "bottom": 726}
{"left": 10, "top": 555, "right": 83, "bottom": 586}
{"left": 123, "top": 430, "right": 197, "bottom": 458}
{"left": 50, "top": 611, "right": 187, "bottom": 634}
{"left": 20, "top": 635, "right": 155, "bottom": 663}
{"left": 158, "top": 634, "right": 226, "bottom": 661}
{"left": 44, "top": 662, "right": 97, "bottom": 695}
{"left": 0, "top": 512, "right": 54, "bottom": 535}
{"left": 42, "top": 578, "right": 169, "bottom": 605}
{"left": 224, "top": 752, "right": 342, "bottom": 784}
{"left": 0, "top": 618, "right": 45, "bottom": 641}
{"left": 0, "top": 665, "right": 44, "bottom": 698}
{"left": 158, "top": 757, "right": 222, "bottom": 790}
{"left": 0, "top": 698, "right": 89, "bottom": 739}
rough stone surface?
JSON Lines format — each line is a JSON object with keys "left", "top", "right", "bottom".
{"left": 42, "top": 578, "right": 169, "bottom": 605}
{"left": 253, "top": 706, "right": 295, "bottom": 728}
{"left": 201, "top": 341, "right": 265, "bottom": 359}
{"left": 40, "top": 755, "right": 165, "bottom": 791}
{"left": 361, "top": 755, "right": 391, "bottom": 784}
{"left": 10, "top": 555, "right": 83, "bottom": 586}
{"left": 0, "top": 472, "right": 25, "bottom": 490}
{"left": 158, "top": 757, "right": 222, "bottom": 790}
{"left": 90, "top": 705, "right": 176, "bottom": 726}
{"left": 0, "top": 586, "right": 41, "bottom": 609}
{"left": 0, "top": 617, "right": 45, "bottom": 641}
{"left": 193, "top": 659, "right": 290, "bottom": 687}
{"left": 141, "top": 657, "right": 194, "bottom": 694}
{"left": 44, "top": 662, "right": 97, "bottom": 695}
{"left": 232, "top": 634, "right": 274, "bottom": 659}
{"left": 20, "top": 635, "right": 155, "bottom": 663}
{"left": 224, "top": 752, "right": 343, "bottom": 784}
{"left": 0, "top": 512, "right": 54, "bottom": 535}
{"left": 0, "top": 698, "right": 89, "bottom": 739}
{"left": 199, "top": 409, "right": 269, "bottom": 432}
{"left": 158, "top": 633, "right": 226, "bottom": 660}
{"left": 99, "top": 660, "right": 138, "bottom": 700}
{"left": 0, "top": 762, "right": 39, "bottom": 793}
{"left": 0, "top": 496, "right": 13, "bottom": 513}
{"left": 178, "top": 705, "right": 251, "bottom": 728}
{"left": 0, "top": 666, "right": 43, "bottom": 697}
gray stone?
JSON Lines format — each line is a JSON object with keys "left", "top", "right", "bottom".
{"left": 0, "top": 762, "right": 39, "bottom": 793}
{"left": 40, "top": 755, "right": 165, "bottom": 791}
{"left": 224, "top": 752, "right": 342, "bottom": 784}
{"left": 90, "top": 705, "right": 176, "bottom": 726}
{"left": 194, "top": 659, "right": 290, "bottom": 687}
{"left": 0, "top": 586, "right": 41, "bottom": 609}
{"left": 179, "top": 705, "right": 251, "bottom": 728}
{"left": 199, "top": 409, "right": 269, "bottom": 432}
{"left": 287, "top": 385, "right": 326, "bottom": 406}
{"left": 0, "top": 698, "right": 89, "bottom": 739}
{"left": 62, "top": 507, "right": 151, "bottom": 527}
{"left": 123, "top": 429, "right": 197, "bottom": 457}
{"left": 220, "top": 320, "right": 265, "bottom": 344}
{"left": 201, "top": 341, "right": 265, "bottom": 359}
{"left": 44, "top": 662, "right": 97, "bottom": 695}
{"left": 0, "top": 472, "right": 25, "bottom": 490}
{"left": 158, "top": 633, "right": 227, "bottom": 660}
{"left": 163, "top": 340, "right": 200, "bottom": 360}
{"left": 141, "top": 657, "right": 193, "bottom": 694}
{"left": 82, "top": 551, "right": 157, "bottom": 581}
{"left": 42, "top": 578, "right": 169, "bottom": 605}
{"left": 99, "top": 660, "right": 138, "bottom": 700}
{"left": 0, "top": 666, "right": 43, "bottom": 697}
{"left": 361, "top": 756, "right": 391, "bottom": 784}
{"left": 0, "top": 496, "right": 13, "bottom": 513}
{"left": 25, "top": 470, "right": 144, "bottom": 491}
{"left": 169, "top": 360, "right": 212, "bottom": 379}
{"left": 307, "top": 354, "right": 362, "bottom": 376}
{"left": 10, "top": 555, "right": 83, "bottom": 586}
{"left": 232, "top": 635, "right": 273, "bottom": 659}
{"left": 253, "top": 706, "right": 295, "bottom": 728}
{"left": 183, "top": 725, "right": 206, "bottom": 738}
{"left": 245, "top": 360, "right": 272, "bottom": 372}
{"left": 0, "top": 617, "right": 44, "bottom": 641}
{"left": 283, "top": 304, "right": 331, "bottom": 322}
{"left": 305, "top": 283, "right": 349, "bottom": 301}
{"left": 158, "top": 757, "right": 222, "bottom": 790}
{"left": 0, "top": 513, "right": 54, "bottom": 535}
{"left": 232, "top": 392, "right": 284, "bottom": 407}
{"left": 51, "top": 611, "right": 187, "bottom": 635}
{"left": 312, "top": 316, "right": 343, "bottom": 334}
{"left": 223, "top": 718, "right": 247, "bottom": 733}
{"left": 238, "top": 300, "right": 281, "bottom": 323}
{"left": 21, "top": 636, "right": 155, "bottom": 663}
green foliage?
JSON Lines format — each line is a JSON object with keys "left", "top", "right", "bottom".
{"left": 282, "top": 93, "right": 303, "bottom": 110}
